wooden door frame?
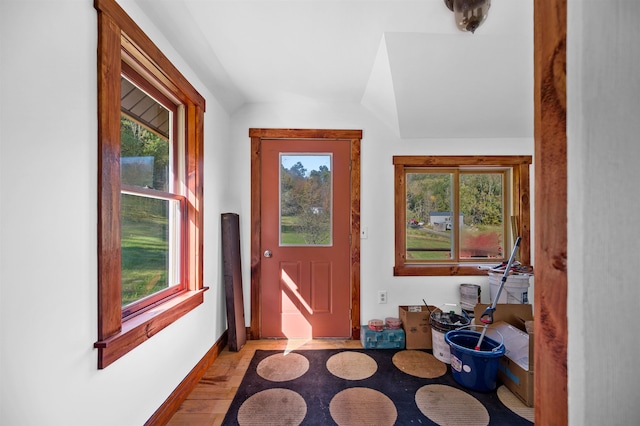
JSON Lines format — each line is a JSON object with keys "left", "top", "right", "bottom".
{"left": 249, "top": 128, "right": 362, "bottom": 340}
{"left": 534, "top": 0, "right": 568, "bottom": 424}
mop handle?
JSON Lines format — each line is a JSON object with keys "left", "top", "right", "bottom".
{"left": 491, "top": 236, "right": 521, "bottom": 312}
{"left": 479, "top": 236, "right": 522, "bottom": 325}
{"left": 476, "top": 236, "right": 521, "bottom": 350}
{"left": 474, "top": 325, "right": 489, "bottom": 351}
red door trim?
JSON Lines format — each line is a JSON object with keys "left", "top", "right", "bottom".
{"left": 249, "top": 128, "right": 362, "bottom": 340}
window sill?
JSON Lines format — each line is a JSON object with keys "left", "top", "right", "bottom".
{"left": 394, "top": 264, "right": 492, "bottom": 277}
{"left": 94, "top": 288, "right": 208, "bottom": 369}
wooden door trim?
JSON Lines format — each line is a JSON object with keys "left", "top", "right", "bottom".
{"left": 249, "top": 128, "right": 362, "bottom": 340}
{"left": 534, "top": 0, "right": 568, "bottom": 424}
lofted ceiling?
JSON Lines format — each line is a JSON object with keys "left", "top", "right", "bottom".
{"left": 132, "top": 0, "right": 533, "bottom": 138}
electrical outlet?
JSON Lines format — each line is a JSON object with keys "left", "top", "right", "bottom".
{"left": 378, "top": 290, "right": 387, "bottom": 304}
{"left": 360, "top": 226, "right": 368, "bottom": 239}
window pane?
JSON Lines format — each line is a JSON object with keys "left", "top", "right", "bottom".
{"left": 120, "top": 77, "right": 171, "bottom": 192}
{"left": 279, "top": 154, "right": 332, "bottom": 246}
{"left": 119, "top": 76, "right": 180, "bottom": 309}
{"left": 121, "top": 193, "right": 180, "bottom": 307}
{"left": 459, "top": 172, "right": 504, "bottom": 259}
{"left": 406, "top": 173, "right": 453, "bottom": 260}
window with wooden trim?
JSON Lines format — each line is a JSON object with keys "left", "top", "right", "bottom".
{"left": 393, "top": 156, "right": 531, "bottom": 276}
{"left": 94, "top": 0, "right": 206, "bottom": 369}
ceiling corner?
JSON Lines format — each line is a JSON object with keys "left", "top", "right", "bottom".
{"left": 361, "top": 34, "right": 401, "bottom": 137}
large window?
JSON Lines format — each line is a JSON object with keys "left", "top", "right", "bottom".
{"left": 94, "top": 0, "right": 206, "bottom": 368}
{"left": 393, "top": 156, "right": 531, "bottom": 276}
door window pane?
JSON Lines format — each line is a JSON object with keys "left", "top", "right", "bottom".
{"left": 279, "top": 154, "right": 332, "bottom": 246}
{"left": 406, "top": 172, "right": 453, "bottom": 260}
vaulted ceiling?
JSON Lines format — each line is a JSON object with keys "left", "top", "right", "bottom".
{"left": 133, "top": 0, "right": 533, "bottom": 138}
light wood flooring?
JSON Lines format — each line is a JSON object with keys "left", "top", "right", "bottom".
{"left": 166, "top": 339, "right": 363, "bottom": 426}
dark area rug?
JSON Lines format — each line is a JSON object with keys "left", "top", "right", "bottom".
{"left": 222, "top": 348, "right": 533, "bottom": 426}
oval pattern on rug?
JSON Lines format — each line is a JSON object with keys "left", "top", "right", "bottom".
{"left": 415, "top": 384, "right": 490, "bottom": 426}
{"left": 256, "top": 352, "right": 309, "bottom": 382}
{"left": 392, "top": 349, "right": 447, "bottom": 378}
{"left": 329, "top": 387, "right": 397, "bottom": 426}
{"left": 326, "top": 351, "right": 377, "bottom": 380}
{"left": 497, "top": 385, "right": 535, "bottom": 423}
{"left": 237, "top": 388, "right": 307, "bottom": 425}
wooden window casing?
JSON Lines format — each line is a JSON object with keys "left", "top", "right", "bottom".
{"left": 393, "top": 156, "right": 531, "bottom": 276}
{"left": 94, "top": 0, "right": 206, "bottom": 369}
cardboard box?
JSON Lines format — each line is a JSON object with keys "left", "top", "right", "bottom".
{"left": 399, "top": 305, "right": 437, "bottom": 349}
{"left": 474, "top": 303, "right": 534, "bottom": 407}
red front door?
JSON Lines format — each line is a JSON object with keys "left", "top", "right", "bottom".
{"left": 260, "top": 138, "right": 352, "bottom": 338}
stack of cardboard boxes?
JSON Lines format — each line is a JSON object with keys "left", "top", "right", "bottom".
{"left": 475, "top": 303, "right": 534, "bottom": 407}
{"left": 397, "top": 303, "right": 534, "bottom": 407}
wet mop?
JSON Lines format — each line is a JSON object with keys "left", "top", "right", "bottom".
{"left": 475, "top": 236, "right": 521, "bottom": 350}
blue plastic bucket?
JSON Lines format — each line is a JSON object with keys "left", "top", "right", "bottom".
{"left": 444, "top": 328, "right": 505, "bottom": 392}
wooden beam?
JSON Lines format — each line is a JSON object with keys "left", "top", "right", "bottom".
{"left": 534, "top": 0, "right": 568, "bottom": 424}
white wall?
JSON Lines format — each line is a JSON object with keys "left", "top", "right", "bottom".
{"left": 0, "top": 1, "right": 231, "bottom": 425}
{"left": 231, "top": 102, "right": 534, "bottom": 324}
{"left": 567, "top": 1, "right": 640, "bottom": 424}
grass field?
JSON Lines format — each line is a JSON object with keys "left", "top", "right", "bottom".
{"left": 280, "top": 215, "right": 305, "bottom": 244}
{"left": 406, "top": 227, "right": 451, "bottom": 260}
{"left": 280, "top": 215, "right": 330, "bottom": 245}
{"left": 406, "top": 225, "right": 503, "bottom": 260}
{"left": 121, "top": 208, "right": 169, "bottom": 307}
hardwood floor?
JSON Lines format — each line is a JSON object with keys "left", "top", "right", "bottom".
{"left": 166, "top": 339, "right": 363, "bottom": 426}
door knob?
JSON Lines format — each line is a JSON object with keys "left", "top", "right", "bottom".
{"left": 263, "top": 250, "right": 272, "bottom": 258}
